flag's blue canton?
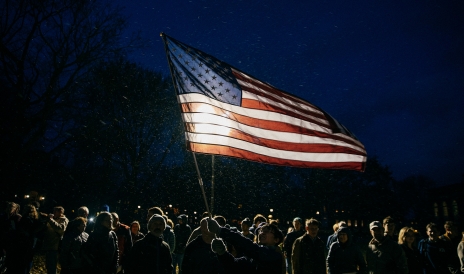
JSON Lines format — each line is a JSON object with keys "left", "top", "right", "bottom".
{"left": 166, "top": 37, "right": 242, "bottom": 106}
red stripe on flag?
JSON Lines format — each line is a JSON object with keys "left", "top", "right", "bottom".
{"left": 184, "top": 123, "right": 365, "bottom": 155}
{"left": 241, "top": 98, "right": 329, "bottom": 129}
{"left": 180, "top": 102, "right": 364, "bottom": 150}
{"left": 187, "top": 141, "right": 366, "bottom": 171}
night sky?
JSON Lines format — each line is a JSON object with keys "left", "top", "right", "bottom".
{"left": 115, "top": 0, "right": 464, "bottom": 186}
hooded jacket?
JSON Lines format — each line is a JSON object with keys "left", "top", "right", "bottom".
{"left": 174, "top": 214, "right": 191, "bottom": 254}
{"left": 327, "top": 227, "right": 366, "bottom": 274}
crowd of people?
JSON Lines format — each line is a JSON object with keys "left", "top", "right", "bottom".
{"left": 1, "top": 200, "right": 464, "bottom": 274}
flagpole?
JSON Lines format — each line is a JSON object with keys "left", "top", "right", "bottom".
{"left": 160, "top": 32, "right": 211, "bottom": 216}
{"left": 192, "top": 152, "right": 211, "bottom": 215}
{"left": 211, "top": 155, "right": 215, "bottom": 216}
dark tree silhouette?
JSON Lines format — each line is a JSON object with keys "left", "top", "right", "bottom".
{"left": 0, "top": 0, "right": 141, "bottom": 191}
{"left": 69, "top": 59, "right": 182, "bottom": 209}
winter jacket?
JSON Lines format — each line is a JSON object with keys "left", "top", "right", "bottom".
{"left": 42, "top": 215, "right": 69, "bottom": 251}
{"left": 400, "top": 244, "right": 424, "bottom": 274}
{"left": 114, "top": 223, "right": 132, "bottom": 266}
{"left": 292, "top": 234, "right": 326, "bottom": 274}
{"left": 418, "top": 238, "right": 455, "bottom": 274}
{"left": 182, "top": 234, "right": 225, "bottom": 274}
{"left": 216, "top": 227, "right": 283, "bottom": 274}
{"left": 283, "top": 229, "right": 305, "bottom": 259}
{"left": 327, "top": 227, "right": 366, "bottom": 274}
{"left": 82, "top": 228, "right": 119, "bottom": 274}
{"left": 366, "top": 236, "right": 408, "bottom": 274}
{"left": 131, "top": 231, "right": 145, "bottom": 243}
{"left": 163, "top": 225, "right": 175, "bottom": 253}
{"left": 174, "top": 220, "right": 192, "bottom": 254}
{"left": 124, "top": 233, "right": 173, "bottom": 274}
{"left": 60, "top": 231, "right": 89, "bottom": 270}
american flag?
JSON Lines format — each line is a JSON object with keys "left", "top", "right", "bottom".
{"left": 162, "top": 34, "right": 367, "bottom": 171}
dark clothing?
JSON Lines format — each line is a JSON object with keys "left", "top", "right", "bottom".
{"left": 216, "top": 227, "right": 283, "bottom": 274}
{"left": 366, "top": 236, "right": 408, "bottom": 274}
{"left": 114, "top": 223, "right": 132, "bottom": 267}
{"left": 131, "top": 231, "right": 145, "bottom": 243}
{"left": 292, "top": 234, "right": 326, "bottom": 274}
{"left": 400, "top": 244, "right": 423, "bottom": 274}
{"left": 283, "top": 229, "right": 305, "bottom": 259}
{"left": 163, "top": 225, "right": 175, "bottom": 253}
{"left": 60, "top": 231, "right": 89, "bottom": 271}
{"left": 326, "top": 233, "right": 337, "bottom": 250}
{"left": 125, "top": 233, "right": 173, "bottom": 274}
{"left": 174, "top": 224, "right": 192, "bottom": 254}
{"left": 440, "top": 234, "right": 461, "bottom": 274}
{"left": 82, "top": 228, "right": 119, "bottom": 274}
{"left": 182, "top": 235, "right": 225, "bottom": 274}
{"left": 418, "top": 238, "right": 454, "bottom": 274}
{"left": 4, "top": 215, "right": 42, "bottom": 273}
{"left": 327, "top": 227, "right": 366, "bottom": 274}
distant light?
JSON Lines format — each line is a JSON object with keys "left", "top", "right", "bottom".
{"left": 169, "top": 204, "right": 172, "bottom": 208}
{"left": 137, "top": 205, "right": 141, "bottom": 209}
{"left": 24, "top": 195, "right": 29, "bottom": 199}
{"left": 268, "top": 215, "right": 273, "bottom": 218}
{"left": 316, "top": 211, "right": 320, "bottom": 215}
{"left": 40, "top": 196, "right": 45, "bottom": 200}
{"left": 270, "top": 209, "right": 273, "bottom": 212}
{"left": 194, "top": 211, "right": 197, "bottom": 214}
{"left": 15, "top": 194, "right": 17, "bottom": 197}
{"left": 165, "top": 212, "right": 168, "bottom": 215}
{"left": 89, "top": 217, "right": 94, "bottom": 222}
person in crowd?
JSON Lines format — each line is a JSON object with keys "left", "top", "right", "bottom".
{"left": 173, "top": 214, "right": 192, "bottom": 274}
{"left": 292, "top": 218, "right": 326, "bottom": 274}
{"left": 82, "top": 211, "right": 118, "bottom": 274}
{"left": 383, "top": 216, "right": 397, "bottom": 241}
{"left": 326, "top": 222, "right": 340, "bottom": 250}
{"left": 327, "top": 226, "right": 366, "bottom": 274}
{"left": 182, "top": 218, "right": 225, "bottom": 274}
{"left": 162, "top": 215, "right": 175, "bottom": 252}
{"left": 125, "top": 214, "right": 173, "bottom": 274}
{"left": 283, "top": 217, "right": 305, "bottom": 274}
{"left": 249, "top": 214, "right": 267, "bottom": 236}
{"left": 60, "top": 217, "right": 89, "bottom": 273}
{"left": 5, "top": 204, "right": 43, "bottom": 273}
{"left": 398, "top": 227, "right": 423, "bottom": 274}
{"left": 366, "top": 221, "right": 408, "bottom": 274}
{"left": 78, "top": 206, "right": 94, "bottom": 233}
{"left": 327, "top": 221, "right": 348, "bottom": 249}
{"left": 240, "top": 217, "right": 254, "bottom": 241}
{"left": 440, "top": 221, "right": 461, "bottom": 272}
{"left": 146, "top": 206, "right": 175, "bottom": 249}
{"left": 187, "top": 212, "right": 210, "bottom": 244}
{"left": 19, "top": 204, "right": 44, "bottom": 273}
{"left": 40, "top": 206, "right": 69, "bottom": 274}
{"left": 111, "top": 212, "right": 132, "bottom": 270}
{"left": 130, "top": 221, "right": 145, "bottom": 242}
{"left": 418, "top": 222, "right": 456, "bottom": 274}
{"left": 1, "top": 202, "right": 22, "bottom": 273}
{"left": 207, "top": 217, "right": 284, "bottom": 273}
{"left": 458, "top": 232, "right": 464, "bottom": 274}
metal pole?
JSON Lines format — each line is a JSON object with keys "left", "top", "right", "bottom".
{"left": 211, "top": 155, "right": 215, "bottom": 216}
{"left": 192, "top": 152, "right": 211, "bottom": 216}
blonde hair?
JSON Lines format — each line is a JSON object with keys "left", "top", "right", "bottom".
{"left": 398, "top": 226, "right": 415, "bottom": 245}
